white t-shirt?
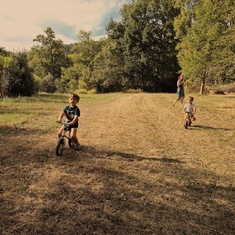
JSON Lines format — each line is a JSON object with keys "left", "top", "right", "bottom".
{"left": 184, "top": 103, "right": 195, "bottom": 113}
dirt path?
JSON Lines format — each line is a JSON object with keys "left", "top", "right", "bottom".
{"left": 79, "top": 93, "right": 234, "bottom": 181}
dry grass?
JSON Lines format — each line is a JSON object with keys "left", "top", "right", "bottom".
{"left": 0, "top": 92, "right": 235, "bottom": 235}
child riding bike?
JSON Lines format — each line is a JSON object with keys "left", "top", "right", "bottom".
{"left": 183, "top": 96, "right": 196, "bottom": 127}
{"left": 57, "top": 92, "right": 81, "bottom": 150}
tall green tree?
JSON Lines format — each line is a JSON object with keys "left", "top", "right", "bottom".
{"left": 93, "top": 40, "right": 126, "bottom": 92}
{"left": 93, "top": 0, "right": 180, "bottom": 92}
{"left": 174, "top": 0, "right": 235, "bottom": 93}
{"left": 92, "top": 19, "right": 126, "bottom": 92}
{"left": 209, "top": 0, "right": 235, "bottom": 84}
{"left": 28, "top": 27, "right": 71, "bottom": 92}
{"left": 121, "top": 0, "right": 180, "bottom": 92}
{"left": 63, "top": 30, "right": 105, "bottom": 91}
{"left": 0, "top": 52, "right": 35, "bottom": 97}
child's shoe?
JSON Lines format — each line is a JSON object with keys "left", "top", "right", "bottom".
{"left": 75, "top": 144, "right": 82, "bottom": 150}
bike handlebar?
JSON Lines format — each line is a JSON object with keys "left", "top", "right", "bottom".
{"left": 56, "top": 121, "right": 70, "bottom": 127}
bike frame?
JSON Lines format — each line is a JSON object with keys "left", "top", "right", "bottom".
{"left": 185, "top": 111, "right": 192, "bottom": 120}
{"left": 56, "top": 121, "right": 77, "bottom": 156}
{"left": 57, "top": 121, "right": 72, "bottom": 140}
{"left": 184, "top": 112, "right": 192, "bottom": 129}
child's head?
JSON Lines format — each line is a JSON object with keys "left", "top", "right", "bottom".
{"left": 188, "top": 96, "right": 194, "bottom": 103}
{"left": 68, "top": 93, "right": 80, "bottom": 103}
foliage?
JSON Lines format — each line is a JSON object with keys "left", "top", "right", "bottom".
{"left": 76, "top": 88, "right": 88, "bottom": 94}
{"left": 93, "top": 39, "right": 126, "bottom": 93}
{"left": 0, "top": 52, "right": 35, "bottom": 97}
{"left": 41, "top": 73, "right": 56, "bottom": 93}
{"left": 92, "top": 0, "right": 181, "bottom": 92}
{"left": 121, "top": 0, "right": 180, "bottom": 92}
{"left": 70, "top": 32, "right": 106, "bottom": 92}
{"left": 0, "top": 46, "right": 10, "bottom": 56}
{"left": 1, "top": 0, "right": 235, "bottom": 95}
{"left": 27, "top": 27, "right": 71, "bottom": 92}
{"left": 87, "top": 88, "right": 97, "bottom": 94}
{"left": 174, "top": 0, "right": 235, "bottom": 93}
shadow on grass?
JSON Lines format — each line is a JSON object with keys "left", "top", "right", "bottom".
{"left": 1, "top": 128, "right": 235, "bottom": 235}
{"left": 80, "top": 145, "right": 185, "bottom": 164}
{"left": 190, "top": 125, "right": 232, "bottom": 131}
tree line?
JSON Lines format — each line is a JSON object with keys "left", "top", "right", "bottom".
{"left": 0, "top": 0, "right": 234, "bottom": 97}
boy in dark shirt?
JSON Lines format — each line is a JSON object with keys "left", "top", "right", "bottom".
{"left": 57, "top": 93, "right": 81, "bottom": 149}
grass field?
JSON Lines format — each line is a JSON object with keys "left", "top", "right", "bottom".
{"left": 0, "top": 92, "right": 234, "bottom": 235}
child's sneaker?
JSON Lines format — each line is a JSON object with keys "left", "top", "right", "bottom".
{"left": 75, "top": 144, "right": 82, "bottom": 150}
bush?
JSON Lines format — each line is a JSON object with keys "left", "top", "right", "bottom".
{"left": 76, "top": 89, "right": 87, "bottom": 94}
{"left": 122, "top": 88, "right": 143, "bottom": 93}
{"left": 210, "top": 82, "right": 235, "bottom": 95}
{"left": 87, "top": 89, "right": 97, "bottom": 94}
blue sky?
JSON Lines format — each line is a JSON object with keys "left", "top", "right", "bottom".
{"left": 0, "top": 0, "right": 132, "bottom": 51}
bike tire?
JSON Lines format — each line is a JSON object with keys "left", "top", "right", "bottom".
{"left": 56, "top": 138, "right": 65, "bottom": 156}
{"left": 68, "top": 139, "right": 76, "bottom": 148}
{"left": 184, "top": 120, "right": 189, "bottom": 129}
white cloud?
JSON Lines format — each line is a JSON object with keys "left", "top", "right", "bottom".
{"left": 0, "top": 0, "right": 131, "bottom": 51}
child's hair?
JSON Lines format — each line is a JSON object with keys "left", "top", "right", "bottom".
{"left": 68, "top": 93, "right": 80, "bottom": 102}
{"left": 188, "top": 96, "right": 194, "bottom": 101}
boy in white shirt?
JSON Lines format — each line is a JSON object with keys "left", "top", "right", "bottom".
{"left": 183, "top": 96, "right": 196, "bottom": 125}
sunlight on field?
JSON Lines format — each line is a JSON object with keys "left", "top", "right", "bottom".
{"left": 0, "top": 93, "right": 235, "bottom": 234}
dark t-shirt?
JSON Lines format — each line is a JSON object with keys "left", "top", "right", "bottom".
{"left": 63, "top": 105, "right": 80, "bottom": 128}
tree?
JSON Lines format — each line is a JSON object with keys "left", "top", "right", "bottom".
{"left": 41, "top": 73, "right": 56, "bottom": 93}
{"left": 121, "top": 0, "right": 180, "bottom": 92}
{"left": 93, "top": 0, "right": 180, "bottom": 93}
{"left": 66, "top": 30, "right": 106, "bottom": 91}
{"left": 0, "top": 52, "right": 35, "bottom": 97}
{"left": 93, "top": 40, "right": 126, "bottom": 92}
{"left": 28, "top": 27, "right": 71, "bottom": 92}
{"left": 209, "top": 0, "right": 235, "bottom": 84}
{"left": 174, "top": 0, "right": 235, "bottom": 94}
{"left": 92, "top": 19, "right": 127, "bottom": 92}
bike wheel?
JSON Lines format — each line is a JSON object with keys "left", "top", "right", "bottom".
{"left": 68, "top": 139, "right": 76, "bottom": 148}
{"left": 56, "top": 138, "right": 65, "bottom": 156}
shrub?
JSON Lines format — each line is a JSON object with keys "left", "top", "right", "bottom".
{"left": 87, "top": 89, "right": 97, "bottom": 94}
{"left": 210, "top": 82, "right": 235, "bottom": 95}
{"left": 76, "top": 89, "right": 87, "bottom": 94}
{"left": 122, "top": 88, "right": 143, "bottom": 93}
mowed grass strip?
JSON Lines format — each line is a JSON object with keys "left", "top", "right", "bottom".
{"left": 0, "top": 93, "right": 234, "bottom": 235}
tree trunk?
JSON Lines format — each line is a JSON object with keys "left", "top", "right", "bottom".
{"left": 200, "top": 78, "right": 205, "bottom": 94}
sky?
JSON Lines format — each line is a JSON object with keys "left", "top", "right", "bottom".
{"left": 0, "top": 0, "right": 131, "bottom": 52}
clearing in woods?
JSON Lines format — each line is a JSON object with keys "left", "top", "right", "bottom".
{"left": 0, "top": 93, "right": 235, "bottom": 234}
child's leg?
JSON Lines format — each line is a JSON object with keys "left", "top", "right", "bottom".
{"left": 58, "top": 126, "right": 64, "bottom": 137}
{"left": 172, "top": 97, "right": 179, "bottom": 107}
{"left": 179, "top": 96, "right": 184, "bottom": 106}
{"left": 191, "top": 114, "right": 196, "bottom": 121}
{"left": 70, "top": 128, "right": 80, "bottom": 145}
{"left": 184, "top": 113, "right": 188, "bottom": 121}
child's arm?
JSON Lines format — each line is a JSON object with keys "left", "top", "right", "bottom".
{"left": 69, "top": 115, "right": 78, "bottom": 125}
{"left": 57, "top": 112, "right": 65, "bottom": 122}
{"left": 179, "top": 80, "right": 184, "bottom": 85}
{"left": 192, "top": 106, "right": 196, "bottom": 114}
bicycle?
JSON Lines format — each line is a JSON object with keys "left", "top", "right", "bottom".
{"left": 56, "top": 121, "right": 76, "bottom": 156}
{"left": 184, "top": 112, "right": 192, "bottom": 129}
